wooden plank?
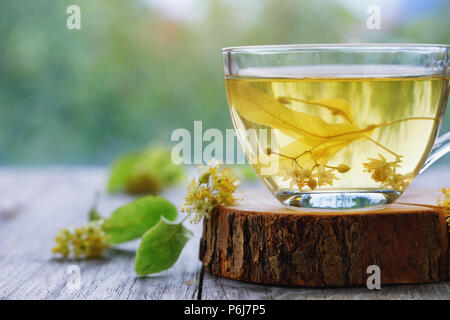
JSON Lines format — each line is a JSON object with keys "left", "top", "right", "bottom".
{"left": 0, "top": 168, "right": 202, "bottom": 300}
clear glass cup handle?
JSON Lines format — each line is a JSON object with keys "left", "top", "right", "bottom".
{"left": 420, "top": 131, "right": 450, "bottom": 173}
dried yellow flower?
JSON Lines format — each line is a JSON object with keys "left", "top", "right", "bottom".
{"left": 281, "top": 167, "right": 299, "bottom": 188}
{"left": 298, "top": 168, "right": 312, "bottom": 179}
{"left": 52, "top": 221, "right": 110, "bottom": 259}
{"left": 281, "top": 167, "right": 313, "bottom": 189}
{"left": 364, "top": 153, "right": 389, "bottom": 172}
{"left": 182, "top": 160, "right": 240, "bottom": 224}
{"left": 52, "top": 228, "right": 71, "bottom": 258}
{"left": 307, "top": 178, "right": 318, "bottom": 190}
{"left": 295, "top": 169, "right": 313, "bottom": 190}
{"left": 277, "top": 96, "right": 291, "bottom": 105}
{"left": 337, "top": 163, "right": 351, "bottom": 173}
{"left": 313, "top": 165, "right": 338, "bottom": 187}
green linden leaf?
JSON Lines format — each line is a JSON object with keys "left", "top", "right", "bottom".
{"left": 107, "top": 146, "right": 185, "bottom": 195}
{"left": 102, "top": 196, "right": 178, "bottom": 244}
{"left": 135, "top": 217, "right": 193, "bottom": 276}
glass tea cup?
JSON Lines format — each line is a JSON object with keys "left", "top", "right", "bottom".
{"left": 223, "top": 44, "right": 449, "bottom": 209}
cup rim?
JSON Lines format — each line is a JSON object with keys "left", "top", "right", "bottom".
{"left": 222, "top": 43, "right": 449, "bottom": 53}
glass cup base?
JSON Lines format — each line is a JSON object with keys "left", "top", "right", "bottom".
{"left": 274, "top": 190, "right": 402, "bottom": 210}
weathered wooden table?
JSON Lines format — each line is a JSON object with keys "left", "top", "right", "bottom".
{"left": 0, "top": 167, "right": 449, "bottom": 300}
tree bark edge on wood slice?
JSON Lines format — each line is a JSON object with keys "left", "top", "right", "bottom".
{"left": 199, "top": 189, "right": 448, "bottom": 287}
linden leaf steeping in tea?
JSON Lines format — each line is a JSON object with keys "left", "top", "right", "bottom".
{"left": 226, "top": 78, "right": 440, "bottom": 199}
{"left": 277, "top": 159, "right": 348, "bottom": 191}
{"left": 228, "top": 81, "right": 376, "bottom": 190}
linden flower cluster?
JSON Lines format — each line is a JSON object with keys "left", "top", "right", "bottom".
{"left": 282, "top": 163, "right": 350, "bottom": 190}
{"left": 182, "top": 160, "right": 240, "bottom": 223}
{"left": 439, "top": 188, "right": 450, "bottom": 224}
{"left": 52, "top": 221, "right": 110, "bottom": 259}
{"left": 363, "top": 154, "right": 410, "bottom": 191}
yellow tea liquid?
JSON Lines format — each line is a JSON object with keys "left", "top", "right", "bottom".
{"left": 225, "top": 66, "right": 449, "bottom": 207}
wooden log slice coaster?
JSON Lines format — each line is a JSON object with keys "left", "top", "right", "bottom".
{"left": 199, "top": 188, "right": 448, "bottom": 287}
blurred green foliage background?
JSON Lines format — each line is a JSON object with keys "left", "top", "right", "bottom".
{"left": 0, "top": 0, "right": 449, "bottom": 165}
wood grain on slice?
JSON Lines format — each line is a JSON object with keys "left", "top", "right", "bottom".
{"left": 200, "top": 188, "right": 447, "bottom": 287}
